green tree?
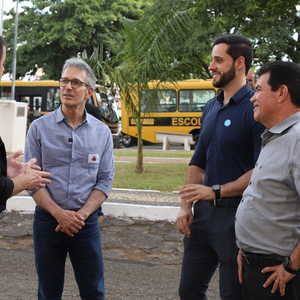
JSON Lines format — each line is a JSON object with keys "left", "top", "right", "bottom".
{"left": 3, "top": 0, "right": 155, "bottom": 79}
{"left": 105, "top": 0, "right": 300, "bottom": 173}
{"left": 144, "top": 0, "right": 300, "bottom": 68}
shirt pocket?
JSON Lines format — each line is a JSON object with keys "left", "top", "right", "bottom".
{"left": 84, "top": 148, "right": 100, "bottom": 175}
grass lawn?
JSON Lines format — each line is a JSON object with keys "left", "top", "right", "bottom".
{"left": 113, "top": 149, "right": 193, "bottom": 192}
{"left": 113, "top": 161, "right": 189, "bottom": 193}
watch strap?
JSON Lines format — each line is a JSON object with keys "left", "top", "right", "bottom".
{"left": 212, "top": 184, "right": 221, "bottom": 200}
{"left": 283, "top": 256, "right": 299, "bottom": 274}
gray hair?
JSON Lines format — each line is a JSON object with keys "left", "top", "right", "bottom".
{"left": 61, "top": 57, "right": 97, "bottom": 88}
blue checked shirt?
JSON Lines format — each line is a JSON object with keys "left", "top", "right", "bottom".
{"left": 24, "top": 106, "right": 114, "bottom": 210}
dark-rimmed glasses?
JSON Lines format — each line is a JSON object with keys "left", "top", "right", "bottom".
{"left": 59, "top": 78, "right": 90, "bottom": 89}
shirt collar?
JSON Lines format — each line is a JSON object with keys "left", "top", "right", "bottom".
{"left": 261, "top": 111, "right": 300, "bottom": 145}
{"left": 217, "top": 82, "right": 253, "bottom": 105}
{"left": 56, "top": 105, "right": 89, "bottom": 125}
{"left": 268, "top": 111, "right": 300, "bottom": 135}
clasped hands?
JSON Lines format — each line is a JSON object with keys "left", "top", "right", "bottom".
{"left": 55, "top": 210, "right": 85, "bottom": 237}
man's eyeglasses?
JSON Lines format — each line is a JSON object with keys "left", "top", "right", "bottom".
{"left": 59, "top": 78, "right": 90, "bottom": 89}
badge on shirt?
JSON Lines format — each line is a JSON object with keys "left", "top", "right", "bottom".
{"left": 88, "top": 154, "right": 100, "bottom": 164}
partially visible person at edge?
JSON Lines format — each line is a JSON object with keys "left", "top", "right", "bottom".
{"left": 0, "top": 36, "right": 51, "bottom": 213}
{"left": 85, "top": 102, "right": 104, "bottom": 223}
{"left": 176, "top": 34, "right": 265, "bottom": 300}
{"left": 246, "top": 70, "right": 257, "bottom": 90}
{"left": 24, "top": 57, "right": 114, "bottom": 299}
{"left": 235, "top": 61, "right": 300, "bottom": 300}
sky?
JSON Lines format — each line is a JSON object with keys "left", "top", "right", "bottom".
{"left": 2, "top": 0, "right": 31, "bottom": 16}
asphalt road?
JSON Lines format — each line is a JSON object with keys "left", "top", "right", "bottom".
{"left": 0, "top": 213, "right": 220, "bottom": 300}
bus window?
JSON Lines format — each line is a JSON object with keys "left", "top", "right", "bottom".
{"left": 0, "top": 86, "right": 11, "bottom": 99}
{"left": 46, "top": 88, "right": 60, "bottom": 111}
{"left": 33, "top": 97, "right": 42, "bottom": 117}
{"left": 140, "top": 89, "right": 176, "bottom": 112}
{"left": 120, "top": 79, "right": 219, "bottom": 146}
{"left": 179, "top": 89, "right": 216, "bottom": 112}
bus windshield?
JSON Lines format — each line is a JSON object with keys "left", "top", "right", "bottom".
{"left": 94, "top": 87, "right": 119, "bottom": 124}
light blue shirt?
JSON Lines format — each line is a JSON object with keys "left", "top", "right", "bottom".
{"left": 235, "top": 112, "right": 300, "bottom": 256}
{"left": 24, "top": 106, "right": 114, "bottom": 210}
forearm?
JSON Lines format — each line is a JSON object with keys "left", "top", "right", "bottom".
{"left": 77, "top": 189, "right": 106, "bottom": 220}
{"left": 32, "top": 187, "right": 64, "bottom": 218}
{"left": 180, "top": 165, "right": 205, "bottom": 209}
{"left": 290, "top": 241, "right": 300, "bottom": 271}
{"left": 186, "top": 165, "right": 205, "bottom": 185}
{"left": 11, "top": 175, "right": 29, "bottom": 197}
{"left": 220, "top": 169, "right": 253, "bottom": 198}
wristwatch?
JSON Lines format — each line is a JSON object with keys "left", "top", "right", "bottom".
{"left": 212, "top": 184, "right": 221, "bottom": 201}
{"left": 283, "top": 256, "right": 299, "bottom": 274}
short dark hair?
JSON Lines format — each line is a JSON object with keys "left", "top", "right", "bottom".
{"left": 0, "top": 36, "right": 6, "bottom": 61}
{"left": 256, "top": 61, "right": 300, "bottom": 108}
{"left": 213, "top": 34, "right": 253, "bottom": 75}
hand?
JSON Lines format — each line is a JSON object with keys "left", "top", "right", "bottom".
{"left": 178, "top": 184, "right": 215, "bottom": 204}
{"left": 19, "top": 158, "right": 51, "bottom": 190}
{"left": 7, "top": 150, "right": 27, "bottom": 178}
{"left": 237, "top": 250, "right": 244, "bottom": 283}
{"left": 262, "top": 264, "right": 295, "bottom": 296}
{"left": 55, "top": 210, "right": 85, "bottom": 237}
{"left": 176, "top": 207, "right": 193, "bottom": 237}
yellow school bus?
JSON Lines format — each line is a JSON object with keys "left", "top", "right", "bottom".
{"left": 121, "top": 79, "right": 219, "bottom": 147}
{"left": 0, "top": 80, "right": 119, "bottom": 139}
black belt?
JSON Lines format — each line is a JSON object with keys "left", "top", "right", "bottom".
{"left": 204, "top": 198, "right": 241, "bottom": 208}
{"left": 241, "top": 250, "right": 284, "bottom": 266}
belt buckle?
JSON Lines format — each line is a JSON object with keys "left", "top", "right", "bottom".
{"left": 214, "top": 199, "right": 217, "bottom": 206}
{"left": 241, "top": 251, "right": 250, "bottom": 265}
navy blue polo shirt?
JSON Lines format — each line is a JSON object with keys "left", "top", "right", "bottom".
{"left": 190, "top": 83, "right": 265, "bottom": 190}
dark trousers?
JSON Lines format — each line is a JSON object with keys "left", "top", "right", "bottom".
{"left": 179, "top": 200, "right": 242, "bottom": 300}
{"left": 243, "top": 260, "right": 300, "bottom": 299}
{"left": 33, "top": 206, "right": 105, "bottom": 300}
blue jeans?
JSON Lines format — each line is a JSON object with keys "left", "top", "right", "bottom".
{"left": 179, "top": 200, "right": 242, "bottom": 300}
{"left": 33, "top": 206, "right": 105, "bottom": 300}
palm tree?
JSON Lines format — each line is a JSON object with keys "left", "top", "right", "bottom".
{"left": 107, "top": 13, "right": 197, "bottom": 173}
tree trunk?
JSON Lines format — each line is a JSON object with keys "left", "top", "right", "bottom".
{"left": 136, "top": 119, "right": 144, "bottom": 173}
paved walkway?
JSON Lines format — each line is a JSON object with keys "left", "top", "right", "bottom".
{"left": 0, "top": 152, "right": 221, "bottom": 299}
{"left": 0, "top": 212, "right": 220, "bottom": 300}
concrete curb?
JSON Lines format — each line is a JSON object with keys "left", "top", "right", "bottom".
{"left": 6, "top": 196, "right": 179, "bottom": 221}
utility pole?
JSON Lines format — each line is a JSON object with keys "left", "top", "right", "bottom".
{"left": 11, "top": 0, "right": 19, "bottom": 100}
{"left": 0, "top": 0, "right": 4, "bottom": 36}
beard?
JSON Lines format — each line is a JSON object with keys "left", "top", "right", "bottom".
{"left": 212, "top": 63, "right": 236, "bottom": 88}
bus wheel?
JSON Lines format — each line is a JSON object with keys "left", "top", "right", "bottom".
{"left": 122, "top": 135, "right": 133, "bottom": 147}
